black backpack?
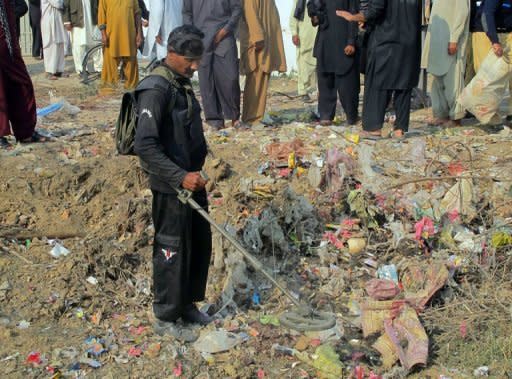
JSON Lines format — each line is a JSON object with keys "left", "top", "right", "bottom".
{"left": 114, "top": 74, "right": 177, "bottom": 155}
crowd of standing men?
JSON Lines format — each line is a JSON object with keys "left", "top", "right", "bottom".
{"left": 1, "top": 0, "right": 512, "bottom": 144}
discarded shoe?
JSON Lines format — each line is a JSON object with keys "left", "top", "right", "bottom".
{"left": 153, "top": 320, "right": 199, "bottom": 342}
{"left": 182, "top": 304, "right": 212, "bottom": 326}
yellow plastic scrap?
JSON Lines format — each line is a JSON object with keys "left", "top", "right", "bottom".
{"left": 296, "top": 344, "right": 343, "bottom": 379}
{"left": 491, "top": 232, "right": 512, "bottom": 247}
{"left": 259, "top": 314, "right": 280, "bottom": 327}
{"left": 344, "top": 132, "right": 360, "bottom": 144}
{"left": 288, "top": 152, "right": 296, "bottom": 169}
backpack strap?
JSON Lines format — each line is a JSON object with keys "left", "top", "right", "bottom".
{"left": 150, "top": 64, "right": 195, "bottom": 120}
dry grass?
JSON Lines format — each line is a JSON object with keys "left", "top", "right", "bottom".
{"left": 422, "top": 250, "right": 512, "bottom": 376}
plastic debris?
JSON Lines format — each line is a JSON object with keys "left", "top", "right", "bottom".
{"left": 491, "top": 232, "right": 512, "bottom": 247}
{"left": 49, "top": 242, "right": 71, "bottom": 258}
{"left": 128, "top": 346, "right": 143, "bottom": 357}
{"left": 85, "top": 337, "right": 107, "bottom": 357}
{"left": 415, "top": 217, "right": 435, "bottom": 241}
{"left": 173, "top": 362, "right": 183, "bottom": 377}
{"left": 26, "top": 351, "right": 42, "bottom": 366}
{"left": 36, "top": 102, "right": 64, "bottom": 117}
{"left": 347, "top": 237, "right": 366, "bottom": 255}
{"left": 79, "top": 357, "right": 102, "bottom": 368}
{"left": 440, "top": 179, "right": 475, "bottom": 219}
{"left": 17, "top": 320, "right": 30, "bottom": 329}
{"left": 376, "top": 265, "right": 399, "bottom": 284}
{"left": 366, "top": 279, "right": 400, "bottom": 300}
{"left": 193, "top": 330, "right": 246, "bottom": 354}
{"left": 295, "top": 344, "right": 343, "bottom": 379}
{"left": 259, "top": 315, "right": 280, "bottom": 327}
{"left": 473, "top": 366, "right": 490, "bottom": 376}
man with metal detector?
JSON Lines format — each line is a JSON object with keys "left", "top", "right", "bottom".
{"left": 134, "top": 25, "right": 212, "bottom": 342}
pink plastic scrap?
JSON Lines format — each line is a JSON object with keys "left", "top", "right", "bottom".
{"left": 414, "top": 217, "right": 435, "bottom": 241}
{"left": 366, "top": 279, "right": 401, "bottom": 300}
{"left": 360, "top": 263, "right": 449, "bottom": 370}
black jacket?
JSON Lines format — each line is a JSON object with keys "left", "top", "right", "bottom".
{"left": 364, "top": 0, "right": 422, "bottom": 90}
{"left": 134, "top": 62, "right": 208, "bottom": 194}
{"left": 312, "top": 0, "right": 359, "bottom": 75}
{"left": 483, "top": 0, "right": 512, "bottom": 44}
{"left": 14, "top": 0, "right": 28, "bottom": 17}
{"left": 62, "top": 0, "right": 98, "bottom": 27}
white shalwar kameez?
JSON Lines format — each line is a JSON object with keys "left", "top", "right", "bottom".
{"left": 41, "top": 0, "right": 66, "bottom": 74}
{"left": 144, "top": 0, "right": 182, "bottom": 59}
{"left": 70, "top": 0, "right": 102, "bottom": 73}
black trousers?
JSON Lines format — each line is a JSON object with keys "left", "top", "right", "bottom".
{"left": 362, "top": 87, "right": 412, "bottom": 132}
{"left": 198, "top": 41, "right": 240, "bottom": 127}
{"left": 317, "top": 67, "right": 360, "bottom": 124}
{"left": 151, "top": 190, "right": 212, "bottom": 322}
{"left": 29, "top": 4, "right": 42, "bottom": 58}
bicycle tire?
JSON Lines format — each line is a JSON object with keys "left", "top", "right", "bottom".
{"left": 81, "top": 43, "right": 103, "bottom": 84}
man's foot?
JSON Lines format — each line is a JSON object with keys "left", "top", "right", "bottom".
{"left": 319, "top": 119, "right": 332, "bottom": 126}
{"left": 47, "top": 73, "right": 58, "bottom": 80}
{"left": 207, "top": 121, "right": 225, "bottom": 131}
{"left": 153, "top": 320, "right": 199, "bottom": 342}
{"left": 181, "top": 304, "right": 212, "bottom": 326}
{"left": 426, "top": 117, "right": 449, "bottom": 126}
{"left": 18, "top": 131, "right": 50, "bottom": 144}
{"left": 360, "top": 130, "right": 385, "bottom": 140}
{"left": 0, "top": 137, "right": 12, "bottom": 150}
{"left": 442, "top": 119, "right": 461, "bottom": 128}
{"left": 233, "top": 120, "right": 251, "bottom": 130}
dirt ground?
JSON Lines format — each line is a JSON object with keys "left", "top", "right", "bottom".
{"left": 0, "top": 57, "right": 511, "bottom": 378}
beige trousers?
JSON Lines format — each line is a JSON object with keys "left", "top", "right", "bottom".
{"left": 242, "top": 69, "right": 270, "bottom": 124}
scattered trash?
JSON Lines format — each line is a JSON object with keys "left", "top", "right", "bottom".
{"left": 173, "top": 362, "right": 183, "bottom": 377}
{"left": 193, "top": 330, "right": 247, "bottom": 354}
{"left": 365, "top": 279, "right": 400, "bottom": 300}
{"left": 17, "top": 320, "right": 30, "bottom": 329}
{"left": 128, "top": 346, "right": 143, "bottom": 357}
{"left": 86, "top": 276, "right": 98, "bottom": 285}
{"left": 473, "top": 366, "right": 490, "bottom": 377}
{"left": 295, "top": 344, "right": 343, "bottom": 379}
{"left": 259, "top": 315, "right": 280, "bottom": 327}
{"left": 25, "top": 351, "right": 42, "bottom": 366}
{"left": 36, "top": 102, "right": 64, "bottom": 117}
{"left": 78, "top": 357, "right": 102, "bottom": 369}
{"left": 347, "top": 237, "right": 366, "bottom": 255}
{"left": 376, "top": 265, "right": 399, "bottom": 284}
{"left": 49, "top": 241, "right": 71, "bottom": 258}
{"left": 439, "top": 179, "right": 476, "bottom": 219}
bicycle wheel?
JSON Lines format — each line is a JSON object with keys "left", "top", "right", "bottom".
{"left": 81, "top": 43, "right": 103, "bottom": 84}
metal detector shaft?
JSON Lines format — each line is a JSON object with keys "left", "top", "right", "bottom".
{"left": 175, "top": 187, "right": 304, "bottom": 310}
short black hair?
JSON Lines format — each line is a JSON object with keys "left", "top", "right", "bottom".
{"left": 167, "top": 25, "right": 205, "bottom": 58}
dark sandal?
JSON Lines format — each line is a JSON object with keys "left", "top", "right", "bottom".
{"left": 360, "top": 130, "right": 387, "bottom": 140}
{"left": 0, "top": 137, "right": 12, "bottom": 150}
{"left": 19, "top": 131, "right": 50, "bottom": 143}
